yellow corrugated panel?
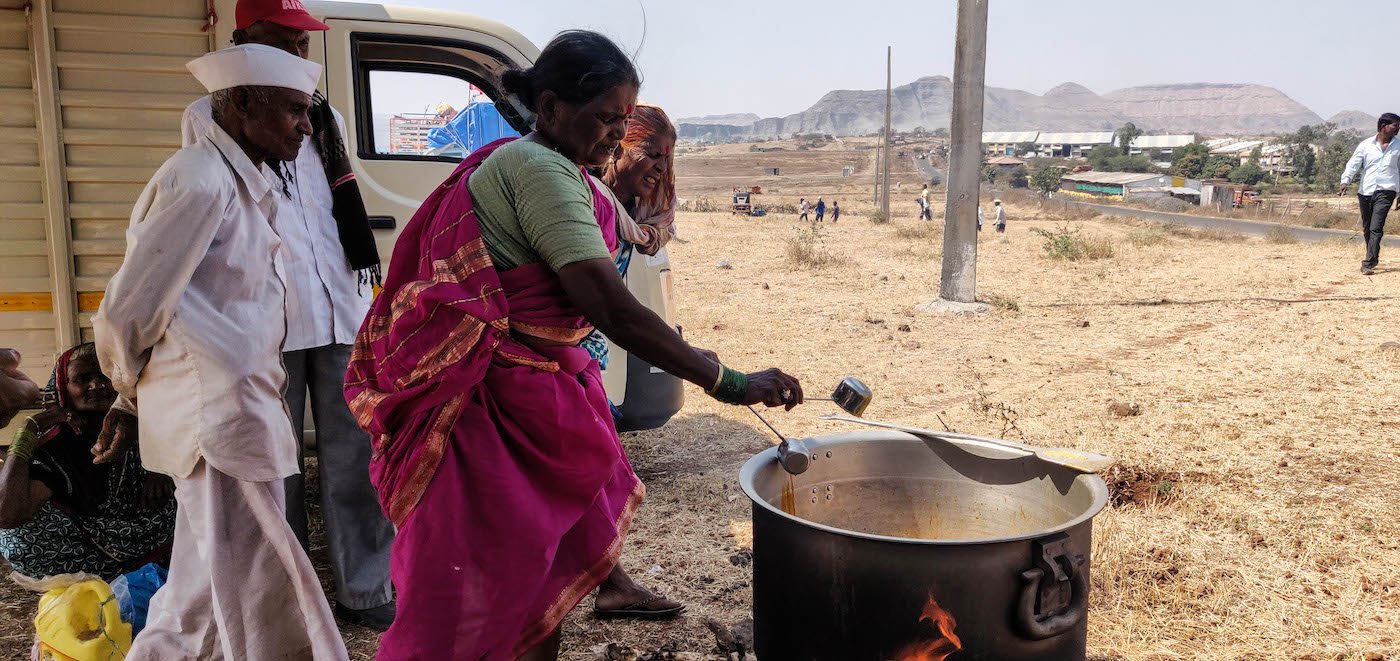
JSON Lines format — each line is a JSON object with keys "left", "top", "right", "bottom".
{"left": 77, "top": 292, "right": 103, "bottom": 312}
{"left": 55, "top": 1, "right": 209, "bottom": 324}
{"left": 0, "top": 294, "right": 53, "bottom": 312}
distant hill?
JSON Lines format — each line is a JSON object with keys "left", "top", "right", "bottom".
{"left": 680, "top": 79, "right": 1329, "bottom": 140}
{"left": 1101, "top": 83, "right": 1321, "bottom": 134}
{"left": 1328, "top": 110, "right": 1377, "bottom": 134}
{"left": 674, "top": 113, "right": 760, "bottom": 126}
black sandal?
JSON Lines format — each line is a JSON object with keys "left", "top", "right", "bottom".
{"left": 593, "top": 594, "right": 686, "bottom": 620}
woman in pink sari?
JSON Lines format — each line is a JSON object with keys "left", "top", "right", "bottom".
{"left": 345, "top": 31, "right": 803, "bottom": 660}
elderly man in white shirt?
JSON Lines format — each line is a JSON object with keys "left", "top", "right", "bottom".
{"left": 1339, "top": 112, "right": 1400, "bottom": 275}
{"left": 92, "top": 44, "right": 347, "bottom": 659}
{"left": 178, "top": 0, "right": 395, "bottom": 631}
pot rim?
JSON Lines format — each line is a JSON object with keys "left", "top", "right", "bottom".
{"left": 739, "top": 430, "right": 1110, "bottom": 546}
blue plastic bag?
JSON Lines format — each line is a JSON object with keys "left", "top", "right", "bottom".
{"left": 109, "top": 563, "right": 167, "bottom": 636}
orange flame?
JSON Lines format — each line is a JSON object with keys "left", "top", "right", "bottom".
{"left": 894, "top": 593, "right": 963, "bottom": 661}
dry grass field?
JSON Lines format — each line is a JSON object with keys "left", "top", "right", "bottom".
{"left": 2, "top": 141, "right": 1398, "bottom": 660}
{"left": 547, "top": 203, "right": 1399, "bottom": 660}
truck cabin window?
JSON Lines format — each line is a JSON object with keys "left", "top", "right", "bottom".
{"left": 367, "top": 70, "right": 519, "bottom": 160}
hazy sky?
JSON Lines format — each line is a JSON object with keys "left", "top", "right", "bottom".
{"left": 344, "top": 0, "right": 1396, "bottom": 124}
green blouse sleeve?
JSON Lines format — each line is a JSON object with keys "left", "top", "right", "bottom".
{"left": 516, "top": 155, "right": 610, "bottom": 270}
{"left": 469, "top": 141, "right": 613, "bottom": 271}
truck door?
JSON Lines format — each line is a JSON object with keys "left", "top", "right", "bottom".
{"left": 320, "top": 19, "right": 534, "bottom": 260}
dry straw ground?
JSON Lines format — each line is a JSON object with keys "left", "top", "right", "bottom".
{"left": 546, "top": 206, "right": 1399, "bottom": 661}
{"left": 2, "top": 142, "right": 1398, "bottom": 660}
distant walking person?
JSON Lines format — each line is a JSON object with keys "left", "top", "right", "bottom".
{"left": 815, "top": 197, "right": 826, "bottom": 222}
{"left": 799, "top": 197, "right": 810, "bottom": 221}
{"left": 920, "top": 185, "right": 932, "bottom": 220}
{"left": 994, "top": 199, "right": 1006, "bottom": 233}
{"left": 831, "top": 200, "right": 840, "bottom": 222}
{"left": 977, "top": 204, "right": 984, "bottom": 231}
{"left": 1339, "top": 113, "right": 1400, "bottom": 275}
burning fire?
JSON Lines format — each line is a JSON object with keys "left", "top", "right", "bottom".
{"left": 894, "top": 593, "right": 963, "bottom": 661}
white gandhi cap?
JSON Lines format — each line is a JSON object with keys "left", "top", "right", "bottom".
{"left": 186, "top": 43, "right": 321, "bottom": 95}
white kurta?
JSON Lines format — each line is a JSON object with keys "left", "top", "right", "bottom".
{"left": 182, "top": 97, "right": 370, "bottom": 352}
{"left": 93, "top": 124, "right": 298, "bottom": 482}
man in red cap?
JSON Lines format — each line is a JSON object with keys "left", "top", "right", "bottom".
{"left": 182, "top": 0, "right": 396, "bottom": 634}
{"left": 238, "top": 0, "right": 330, "bottom": 33}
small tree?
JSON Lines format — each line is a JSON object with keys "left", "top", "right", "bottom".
{"left": 1114, "top": 122, "right": 1144, "bottom": 156}
{"left": 1248, "top": 144, "right": 1263, "bottom": 165}
{"left": 1228, "top": 162, "right": 1268, "bottom": 185}
{"left": 1032, "top": 167, "right": 1063, "bottom": 195}
{"left": 1015, "top": 141, "right": 1038, "bottom": 157}
{"left": 1088, "top": 144, "right": 1118, "bottom": 170}
{"left": 1202, "top": 155, "right": 1237, "bottom": 179}
{"left": 1008, "top": 165, "right": 1029, "bottom": 188}
{"left": 1112, "top": 155, "right": 1155, "bottom": 173}
{"left": 1317, "top": 130, "right": 1362, "bottom": 191}
{"left": 1172, "top": 152, "right": 1206, "bottom": 179}
{"left": 1171, "top": 142, "right": 1211, "bottom": 168}
{"left": 983, "top": 165, "right": 1000, "bottom": 184}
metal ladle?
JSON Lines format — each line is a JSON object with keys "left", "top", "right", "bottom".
{"left": 747, "top": 377, "right": 873, "bottom": 475}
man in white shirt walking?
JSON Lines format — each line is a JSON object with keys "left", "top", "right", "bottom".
{"left": 180, "top": 0, "right": 395, "bottom": 631}
{"left": 1339, "top": 113, "right": 1400, "bottom": 275}
{"left": 93, "top": 43, "right": 347, "bottom": 659}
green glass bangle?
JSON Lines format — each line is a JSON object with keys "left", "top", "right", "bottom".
{"left": 708, "top": 366, "right": 748, "bottom": 405}
{"left": 6, "top": 425, "right": 36, "bottom": 463}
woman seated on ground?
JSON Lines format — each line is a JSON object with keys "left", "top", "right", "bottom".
{"left": 0, "top": 343, "right": 175, "bottom": 580}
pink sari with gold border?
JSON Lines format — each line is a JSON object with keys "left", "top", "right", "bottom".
{"left": 344, "top": 139, "right": 642, "bottom": 659}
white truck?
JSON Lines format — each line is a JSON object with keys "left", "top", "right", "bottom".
{"left": 0, "top": 0, "right": 682, "bottom": 434}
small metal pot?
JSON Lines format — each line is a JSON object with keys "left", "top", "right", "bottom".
{"left": 739, "top": 431, "right": 1108, "bottom": 660}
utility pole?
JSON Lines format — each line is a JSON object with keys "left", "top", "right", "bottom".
{"left": 871, "top": 127, "right": 881, "bottom": 206}
{"left": 881, "top": 46, "right": 892, "bottom": 219}
{"left": 937, "top": 0, "right": 988, "bottom": 304}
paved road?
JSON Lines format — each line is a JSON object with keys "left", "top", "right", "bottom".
{"left": 1065, "top": 200, "right": 1400, "bottom": 246}
{"left": 913, "top": 155, "right": 942, "bottom": 185}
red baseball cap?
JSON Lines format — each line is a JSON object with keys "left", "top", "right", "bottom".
{"left": 236, "top": 0, "right": 330, "bottom": 32}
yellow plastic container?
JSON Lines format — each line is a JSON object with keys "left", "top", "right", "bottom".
{"left": 33, "top": 578, "right": 131, "bottom": 661}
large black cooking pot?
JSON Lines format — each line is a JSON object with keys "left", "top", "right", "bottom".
{"left": 740, "top": 430, "right": 1108, "bottom": 660}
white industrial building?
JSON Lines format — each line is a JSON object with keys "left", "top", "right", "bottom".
{"left": 982, "top": 131, "right": 1041, "bottom": 156}
{"left": 1128, "top": 134, "right": 1197, "bottom": 157}
{"left": 1035, "top": 132, "right": 1116, "bottom": 158}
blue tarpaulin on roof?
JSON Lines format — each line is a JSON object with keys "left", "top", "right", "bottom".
{"left": 426, "top": 102, "right": 520, "bottom": 154}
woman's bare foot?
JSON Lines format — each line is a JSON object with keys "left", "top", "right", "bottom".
{"left": 593, "top": 564, "right": 685, "bottom": 620}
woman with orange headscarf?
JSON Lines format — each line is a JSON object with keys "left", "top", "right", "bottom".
{"left": 579, "top": 103, "right": 682, "bottom": 376}
{"left": 599, "top": 103, "right": 678, "bottom": 256}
